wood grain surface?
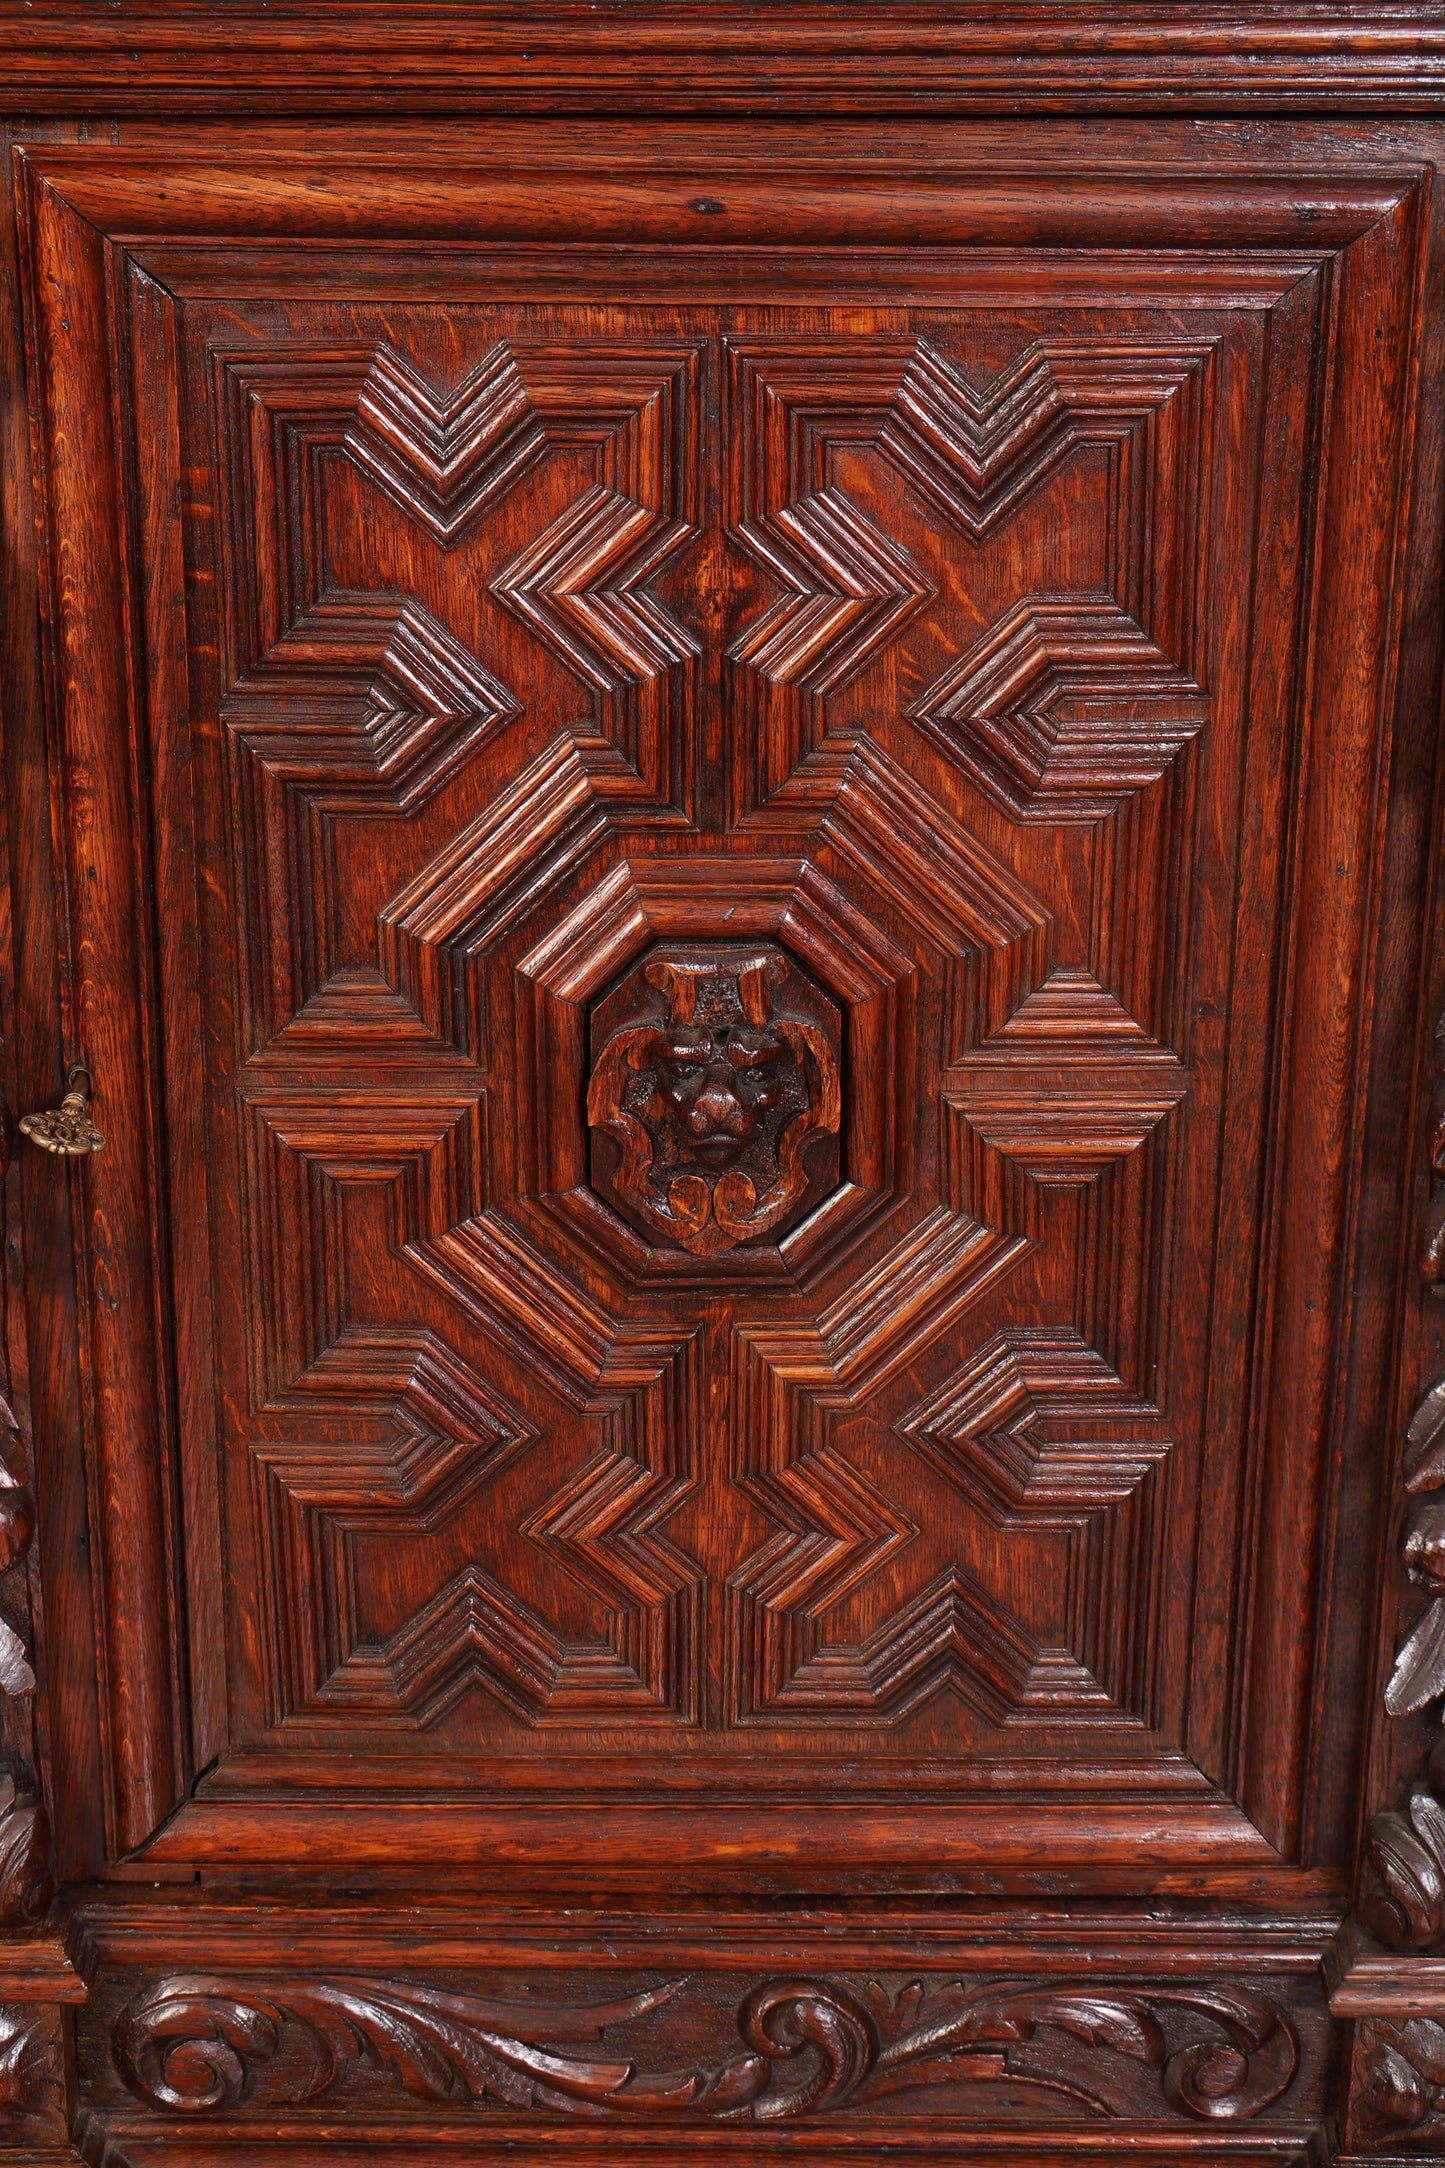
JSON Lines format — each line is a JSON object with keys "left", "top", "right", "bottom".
{"left": 0, "top": 37, "right": 1444, "bottom": 2167}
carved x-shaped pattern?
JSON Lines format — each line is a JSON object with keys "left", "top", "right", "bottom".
{"left": 222, "top": 327, "right": 1203, "bottom": 1735}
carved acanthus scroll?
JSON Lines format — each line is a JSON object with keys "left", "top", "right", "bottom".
{"left": 111, "top": 1970, "right": 1299, "bottom": 2123}
{"left": 586, "top": 945, "right": 841, "bottom": 1257}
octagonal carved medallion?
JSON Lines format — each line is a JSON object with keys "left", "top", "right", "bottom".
{"left": 586, "top": 944, "right": 842, "bottom": 1256}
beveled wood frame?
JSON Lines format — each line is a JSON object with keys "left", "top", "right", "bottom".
{"left": 8, "top": 124, "right": 1441, "bottom": 1904}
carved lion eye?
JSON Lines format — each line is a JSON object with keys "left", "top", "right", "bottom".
{"left": 668, "top": 1063, "right": 703, "bottom": 1080}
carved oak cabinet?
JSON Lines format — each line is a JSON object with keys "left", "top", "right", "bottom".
{"left": 11, "top": 10, "right": 1445, "bottom": 2163}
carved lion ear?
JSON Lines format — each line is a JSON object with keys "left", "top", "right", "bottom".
{"left": 774, "top": 1019, "right": 842, "bottom": 1135}
{"left": 736, "top": 954, "right": 786, "bottom": 1028}
{"left": 644, "top": 959, "right": 696, "bottom": 1023}
{"left": 584, "top": 1029, "right": 654, "bottom": 1124}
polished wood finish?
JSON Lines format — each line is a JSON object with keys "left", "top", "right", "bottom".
{"left": 2, "top": 20, "right": 1445, "bottom": 2165}
{"left": 3, "top": 6, "right": 1445, "bottom": 115}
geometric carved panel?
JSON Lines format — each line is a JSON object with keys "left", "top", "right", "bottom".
{"left": 225, "top": 592, "right": 520, "bottom": 813}
{"left": 719, "top": 1237, "right": 1189, "bottom": 1730}
{"left": 314, "top": 1349, "right": 704, "bottom": 1728}
{"left": 728, "top": 333, "right": 1213, "bottom": 817}
{"left": 228, "top": 597, "right": 1198, "bottom": 1747}
{"left": 313, "top": 1554, "right": 688, "bottom": 1729}
{"left": 878, "top": 340, "right": 1190, "bottom": 544}
{"left": 88, "top": 178, "right": 1360, "bottom": 1869}
{"left": 216, "top": 304, "right": 1203, "bottom": 1770}
{"left": 723, "top": 1315, "right": 1176, "bottom": 1730}
{"left": 224, "top": 593, "right": 521, "bottom": 1049}
{"left": 895, "top": 1330, "right": 1175, "bottom": 1724}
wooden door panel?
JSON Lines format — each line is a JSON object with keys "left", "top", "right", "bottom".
{"left": 202, "top": 296, "right": 1246, "bottom": 1774}
{"left": 14, "top": 130, "right": 1429, "bottom": 1891}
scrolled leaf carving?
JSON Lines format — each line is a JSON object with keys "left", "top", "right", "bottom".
{"left": 1153, "top": 1987, "right": 1301, "bottom": 2119}
{"left": 1366, "top": 1320, "right": 1445, "bottom": 1940}
{"left": 111, "top": 1970, "right": 1299, "bottom": 2123}
{"left": 1388, "top": 1375, "right": 1445, "bottom": 1717}
{"left": 1385, "top": 1593, "right": 1445, "bottom": 1717}
{"left": 113, "top": 1974, "right": 690, "bottom": 2116}
{"left": 0, "top": 1775, "right": 50, "bottom": 1928}
{"left": 1351, "top": 2018, "right": 1445, "bottom": 2151}
{"left": 0, "top": 2003, "right": 57, "bottom": 2112}
{"left": 725, "top": 1977, "right": 878, "bottom": 2119}
{"left": 1364, "top": 1759, "right": 1445, "bottom": 1949}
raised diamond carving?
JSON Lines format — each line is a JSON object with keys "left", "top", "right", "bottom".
{"left": 223, "top": 594, "right": 520, "bottom": 1045}
{"left": 878, "top": 339, "right": 1079, "bottom": 540}
{"left": 741, "top": 1206, "right": 1027, "bottom": 1410}
{"left": 946, "top": 967, "right": 1190, "bottom": 1180}
{"left": 319, "top": 1349, "right": 704, "bottom": 1727}
{"left": 492, "top": 483, "right": 695, "bottom": 713}
{"left": 314, "top": 1562, "right": 658, "bottom": 1727}
{"left": 238, "top": 1093, "right": 485, "bottom": 1407}
{"left": 877, "top": 337, "right": 1203, "bottom": 542}
{"left": 726, "top": 1331, "right": 1095, "bottom": 1725}
{"left": 909, "top": 593, "right": 1209, "bottom": 822}
{"left": 225, "top": 338, "right": 705, "bottom": 827}
{"left": 724, "top": 335, "right": 1213, "bottom": 816}
{"left": 733, "top": 484, "right": 934, "bottom": 698}
{"left": 727, "top": 343, "right": 936, "bottom": 813}
{"left": 734, "top": 1564, "right": 1094, "bottom": 1727}
{"left": 488, "top": 345, "right": 701, "bottom": 807}
{"left": 521, "top": 1350, "right": 703, "bottom": 1720}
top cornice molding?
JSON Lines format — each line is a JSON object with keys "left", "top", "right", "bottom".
{"left": 5, "top": 4, "right": 1445, "bottom": 116}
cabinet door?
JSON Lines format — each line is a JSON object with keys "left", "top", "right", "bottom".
{"left": 14, "top": 125, "right": 1433, "bottom": 1910}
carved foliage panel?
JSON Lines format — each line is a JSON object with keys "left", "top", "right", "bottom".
{"left": 84, "top": 1961, "right": 1325, "bottom": 2134}
{"left": 147, "top": 267, "right": 1322, "bottom": 1805}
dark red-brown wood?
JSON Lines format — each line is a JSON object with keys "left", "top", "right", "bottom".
{"left": 2, "top": 35, "right": 1445, "bottom": 2168}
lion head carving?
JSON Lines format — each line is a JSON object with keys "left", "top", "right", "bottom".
{"left": 586, "top": 947, "right": 842, "bottom": 1257}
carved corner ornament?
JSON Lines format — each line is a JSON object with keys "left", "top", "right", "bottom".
{"left": 109, "top": 1970, "right": 1299, "bottom": 2123}
{"left": 586, "top": 945, "right": 841, "bottom": 1256}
